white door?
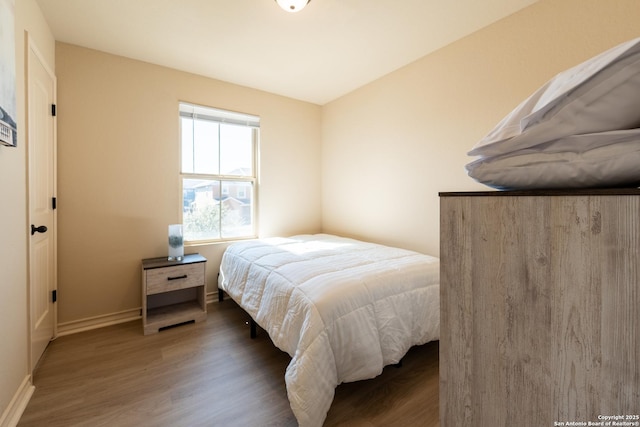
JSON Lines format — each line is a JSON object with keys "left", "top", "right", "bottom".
{"left": 28, "top": 39, "right": 57, "bottom": 371}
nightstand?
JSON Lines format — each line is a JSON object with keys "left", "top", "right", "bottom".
{"left": 141, "top": 253, "right": 207, "bottom": 335}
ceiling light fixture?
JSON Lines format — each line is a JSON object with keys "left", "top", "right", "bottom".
{"left": 275, "top": 0, "right": 310, "bottom": 13}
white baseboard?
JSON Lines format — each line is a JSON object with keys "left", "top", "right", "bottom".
{"left": 56, "top": 292, "right": 220, "bottom": 337}
{"left": 0, "top": 375, "right": 34, "bottom": 427}
{"left": 206, "top": 290, "right": 218, "bottom": 305}
{"left": 56, "top": 308, "right": 141, "bottom": 337}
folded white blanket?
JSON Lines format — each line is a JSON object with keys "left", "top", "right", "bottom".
{"left": 218, "top": 234, "right": 440, "bottom": 426}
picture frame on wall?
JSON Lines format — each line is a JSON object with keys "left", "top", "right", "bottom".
{"left": 0, "top": 0, "right": 17, "bottom": 148}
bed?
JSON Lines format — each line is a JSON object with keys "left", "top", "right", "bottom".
{"left": 217, "top": 234, "right": 440, "bottom": 426}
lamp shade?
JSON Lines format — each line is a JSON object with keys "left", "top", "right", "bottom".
{"left": 275, "top": 0, "right": 310, "bottom": 13}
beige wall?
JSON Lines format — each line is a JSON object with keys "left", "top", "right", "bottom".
{"left": 321, "top": 0, "right": 640, "bottom": 256}
{"left": 55, "top": 43, "right": 322, "bottom": 325}
{"left": 53, "top": 0, "right": 640, "bottom": 326}
{"left": 0, "top": 0, "right": 54, "bottom": 422}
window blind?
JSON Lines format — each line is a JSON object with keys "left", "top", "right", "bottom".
{"left": 179, "top": 102, "right": 260, "bottom": 128}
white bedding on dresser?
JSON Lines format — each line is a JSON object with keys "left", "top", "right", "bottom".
{"left": 218, "top": 234, "right": 440, "bottom": 427}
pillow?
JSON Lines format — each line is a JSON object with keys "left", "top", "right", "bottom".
{"left": 466, "top": 129, "right": 640, "bottom": 190}
{"left": 468, "top": 37, "right": 640, "bottom": 158}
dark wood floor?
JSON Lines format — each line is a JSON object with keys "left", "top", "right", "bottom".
{"left": 19, "top": 299, "right": 439, "bottom": 427}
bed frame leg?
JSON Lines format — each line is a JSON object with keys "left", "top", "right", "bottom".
{"left": 250, "top": 319, "right": 257, "bottom": 339}
{"left": 218, "top": 288, "right": 224, "bottom": 302}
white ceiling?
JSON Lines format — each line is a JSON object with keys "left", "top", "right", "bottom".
{"left": 36, "top": 0, "right": 538, "bottom": 105}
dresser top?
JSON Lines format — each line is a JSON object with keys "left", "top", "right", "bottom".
{"left": 439, "top": 188, "right": 640, "bottom": 197}
{"left": 142, "top": 253, "right": 206, "bottom": 270}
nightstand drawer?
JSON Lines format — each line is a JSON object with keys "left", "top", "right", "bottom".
{"left": 146, "top": 262, "right": 204, "bottom": 295}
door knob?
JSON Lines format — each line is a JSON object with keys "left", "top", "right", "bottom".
{"left": 31, "top": 225, "right": 48, "bottom": 235}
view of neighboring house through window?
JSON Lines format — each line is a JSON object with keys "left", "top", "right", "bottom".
{"left": 179, "top": 102, "right": 259, "bottom": 242}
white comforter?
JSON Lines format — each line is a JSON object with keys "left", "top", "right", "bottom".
{"left": 218, "top": 234, "right": 440, "bottom": 426}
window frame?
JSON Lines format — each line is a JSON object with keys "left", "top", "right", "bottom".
{"left": 178, "top": 102, "right": 259, "bottom": 244}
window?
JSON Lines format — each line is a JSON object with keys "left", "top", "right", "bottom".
{"left": 179, "top": 103, "right": 259, "bottom": 242}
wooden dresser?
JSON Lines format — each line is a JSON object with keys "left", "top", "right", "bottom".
{"left": 439, "top": 189, "right": 640, "bottom": 427}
